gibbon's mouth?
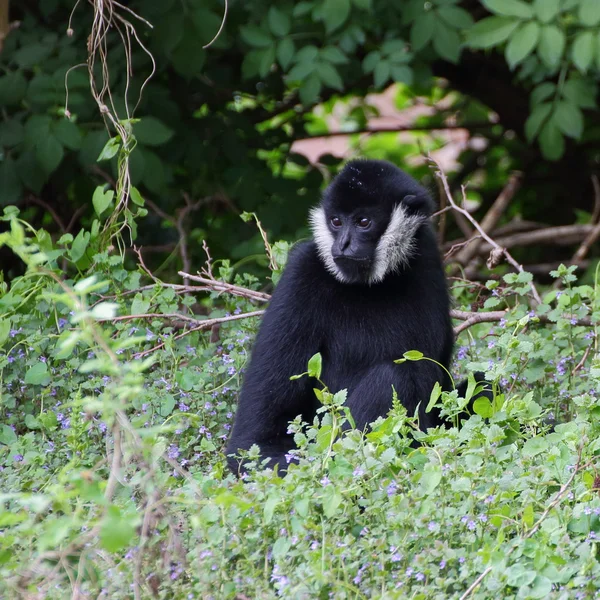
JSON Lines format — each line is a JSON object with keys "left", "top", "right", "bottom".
{"left": 332, "top": 255, "right": 371, "bottom": 264}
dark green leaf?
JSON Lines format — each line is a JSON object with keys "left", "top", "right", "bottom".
{"left": 299, "top": 73, "right": 322, "bottom": 104}
{"left": 259, "top": 46, "right": 276, "bottom": 77}
{"left": 554, "top": 101, "right": 584, "bottom": 139}
{"left": 135, "top": 118, "right": 174, "bottom": 146}
{"left": 322, "top": 0, "right": 351, "bottom": 33}
{"left": 506, "top": 21, "right": 540, "bottom": 68}
{"left": 531, "top": 82, "right": 555, "bottom": 106}
{"left": 437, "top": 6, "right": 474, "bottom": 29}
{"left": 317, "top": 62, "right": 344, "bottom": 90}
{"left": 572, "top": 30, "right": 595, "bottom": 73}
{"left": 268, "top": 6, "right": 291, "bottom": 37}
{"left": 525, "top": 103, "right": 552, "bottom": 141}
{"left": 432, "top": 19, "right": 461, "bottom": 63}
{"left": 130, "top": 187, "right": 145, "bottom": 207}
{"left": 537, "top": 25, "right": 565, "bottom": 69}
{"left": 374, "top": 61, "right": 390, "bottom": 88}
{"left": 13, "top": 43, "right": 53, "bottom": 68}
{"left": 482, "top": 0, "right": 533, "bottom": 18}
{"left": 159, "top": 394, "right": 176, "bottom": 417}
{"left": 467, "top": 16, "right": 519, "bottom": 49}
{"left": 391, "top": 64, "right": 413, "bottom": 84}
{"left": 562, "top": 78, "right": 597, "bottom": 109}
{"left": 296, "top": 45, "right": 319, "bottom": 62}
{"left": 410, "top": 12, "right": 435, "bottom": 52}
{"left": 0, "top": 158, "right": 22, "bottom": 206}
{"left": 242, "top": 49, "right": 263, "bottom": 79}
{"left": 277, "top": 38, "right": 295, "bottom": 70}
{"left": 538, "top": 119, "right": 565, "bottom": 160}
{"left": 0, "top": 72, "right": 27, "bottom": 107}
{"left": 36, "top": 135, "right": 64, "bottom": 175}
{"left": 362, "top": 51, "right": 381, "bottom": 73}
{"left": 24, "top": 362, "right": 50, "bottom": 385}
{"left": 320, "top": 46, "right": 349, "bottom": 64}
{"left": 0, "top": 120, "right": 24, "bottom": 147}
{"left": 53, "top": 119, "right": 83, "bottom": 150}
{"left": 288, "top": 61, "right": 315, "bottom": 81}
{"left": 534, "top": 0, "right": 560, "bottom": 23}
{"left": 579, "top": 0, "right": 600, "bottom": 26}
{"left": 240, "top": 25, "right": 272, "bottom": 48}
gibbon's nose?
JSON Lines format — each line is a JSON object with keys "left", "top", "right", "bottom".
{"left": 333, "top": 228, "right": 352, "bottom": 256}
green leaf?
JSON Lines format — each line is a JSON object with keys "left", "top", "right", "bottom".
{"left": 0, "top": 425, "right": 17, "bottom": 446}
{"left": 264, "top": 494, "right": 279, "bottom": 523}
{"left": 579, "top": 0, "right": 600, "bottom": 26}
{"left": 322, "top": 0, "right": 351, "bottom": 33}
{"left": 277, "top": 38, "right": 295, "bottom": 70}
{"left": 0, "top": 120, "right": 24, "bottom": 147}
{"left": 268, "top": 6, "right": 291, "bottom": 36}
{"left": 35, "top": 135, "right": 64, "bottom": 175}
{"left": 92, "top": 186, "right": 114, "bottom": 217}
{"left": 534, "top": 0, "right": 560, "bottom": 23}
{"left": 437, "top": 6, "right": 474, "bottom": 29}
{"left": 321, "top": 46, "right": 349, "bottom": 64}
{"left": 97, "top": 137, "right": 121, "bottom": 161}
{"left": 419, "top": 466, "right": 442, "bottom": 495}
{"left": 467, "top": 16, "right": 519, "bottom": 49}
{"left": 130, "top": 187, "right": 145, "bottom": 207}
{"left": 482, "top": 0, "right": 533, "bottom": 18}
{"left": 296, "top": 45, "right": 319, "bottom": 63}
{"left": 537, "top": 25, "right": 565, "bottom": 69}
{"left": 53, "top": 119, "right": 83, "bottom": 150}
{"left": 506, "top": 21, "right": 540, "bottom": 68}
{"left": 562, "top": 78, "right": 597, "bottom": 109}
{"left": 0, "top": 320, "right": 10, "bottom": 345}
{"left": 391, "top": 65, "right": 413, "bottom": 84}
{"left": 323, "top": 488, "right": 343, "bottom": 517}
{"left": 554, "top": 101, "right": 584, "bottom": 139}
{"left": 473, "top": 397, "right": 493, "bottom": 418}
{"left": 522, "top": 436, "right": 548, "bottom": 457}
{"left": 404, "top": 350, "right": 424, "bottom": 361}
{"left": 0, "top": 158, "right": 22, "bottom": 206}
{"left": 308, "top": 353, "right": 322, "bottom": 379}
{"left": 99, "top": 509, "right": 137, "bottom": 553}
{"left": 299, "top": 73, "right": 322, "bottom": 104}
{"left": 24, "top": 362, "right": 50, "bottom": 385}
{"left": 288, "top": 61, "right": 315, "bottom": 81}
{"left": 317, "top": 62, "right": 344, "bottom": 90}
{"left": 362, "top": 51, "right": 381, "bottom": 73}
{"left": 538, "top": 119, "right": 565, "bottom": 161}
{"left": 0, "top": 72, "right": 27, "bottom": 106}
{"left": 258, "top": 46, "right": 276, "bottom": 78}
{"left": 410, "top": 12, "right": 435, "bottom": 52}
{"left": 525, "top": 103, "right": 553, "bottom": 141}
{"left": 374, "top": 61, "right": 390, "bottom": 88}
{"left": 432, "top": 19, "right": 461, "bottom": 63}
{"left": 159, "top": 394, "right": 176, "bottom": 417}
{"left": 13, "top": 43, "right": 53, "bottom": 68}
{"left": 240, "top": 25, "right": 272, "bottom": 48}
{"left": 531, "top": 82, "right": 555, "bottom": 105}
{"left": 135, "top": 117, "right": 174, "bottom": 146}
{"left": 572, "top": 30, "right": 595, "bottom": 73}
{"left": 70, "top": 229, "right": 90, "bottom": 263}
{"left": 426, "top": 381, "right": 442, "bottom": 413}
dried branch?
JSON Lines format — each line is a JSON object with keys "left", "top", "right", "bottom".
{"left": 455, "top": 171, "right": 522, "bottom": 270}
{"left": 178, "top": 271, "right": 271, "bottom": 303}
{"left": 450, "top": 309, "right": 507, "bottom": 336}
{"left": 430, "top": 156, "right": 542, "bottom": 305}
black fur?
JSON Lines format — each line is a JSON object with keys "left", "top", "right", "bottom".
{"left": 227, "top": 160, "right": 460, "bottom": 474}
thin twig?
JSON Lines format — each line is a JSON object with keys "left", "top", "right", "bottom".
{"left": 203, "top": 0, "right": 228, "bottom": 48}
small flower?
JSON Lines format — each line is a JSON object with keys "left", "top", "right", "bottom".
{"left": 439, "top": 560, "right": 446, "bottom": 569}
{"left": 320, "top": 476, "right": 330, "bottom": 487}
{"left": 353, "top": 467, "right": 365, "bottom": 477}
{"left": 167, "top": 444, "right": 180, "bottom": 460}
{"left": 467, "top": 520, "right": 476, "bottom": 531}
{"left": 415, "top": 572, "right": 425, "bottom": 582}
{"left": 387, "top": 481, "right": 398, "bottom": 496}
{"left": 13, "top": 454, "right": 24, "bottom": 462}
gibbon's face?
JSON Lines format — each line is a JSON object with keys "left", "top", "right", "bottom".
{"left": 309, "top": 160, "right": 433, "bottom": 285}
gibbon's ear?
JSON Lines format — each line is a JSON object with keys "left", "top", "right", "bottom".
{"left": 401, "top": 193, "right": 434, "bottom": 217}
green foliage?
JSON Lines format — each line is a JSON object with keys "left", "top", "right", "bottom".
{"left": 1, "top": 212, "right": 600, "bottom": 596}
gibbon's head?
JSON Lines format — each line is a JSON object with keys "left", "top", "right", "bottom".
{"left": 309, "top": 159, "right": 434, "bottom": 285}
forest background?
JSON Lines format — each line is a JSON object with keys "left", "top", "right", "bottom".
{"left": 2, "top": 0, "right": 600, "bottom": 598}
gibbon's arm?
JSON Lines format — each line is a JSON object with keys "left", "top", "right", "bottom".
{"left": 226, "top": 249, "right": 320, "bottom": 473}
{"left": 345, "top": 360, "right": 451, "bottom": 431}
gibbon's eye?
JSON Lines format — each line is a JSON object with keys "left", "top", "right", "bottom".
{"left": 330, "top": 216, "right": 342, "bottom": 228}
{"left": 357, "top": 217, "right": 371, "bottom": 228}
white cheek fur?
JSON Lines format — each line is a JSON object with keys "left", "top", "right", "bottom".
{"left": 309, "top": 203, "right": 424, "bottom": 285}
{"left": 370, "top": 203, "right": 423, "bottom": 284}
{"left": 309, "top": 206, "right": 348, "bottom": 283}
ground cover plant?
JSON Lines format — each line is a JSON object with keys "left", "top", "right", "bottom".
{"left": 2, "top": 203, "right": 600, "bottom": 599}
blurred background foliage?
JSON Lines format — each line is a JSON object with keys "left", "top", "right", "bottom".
{"left": 2, "top": 0, "right": 600, "bottom": 278}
